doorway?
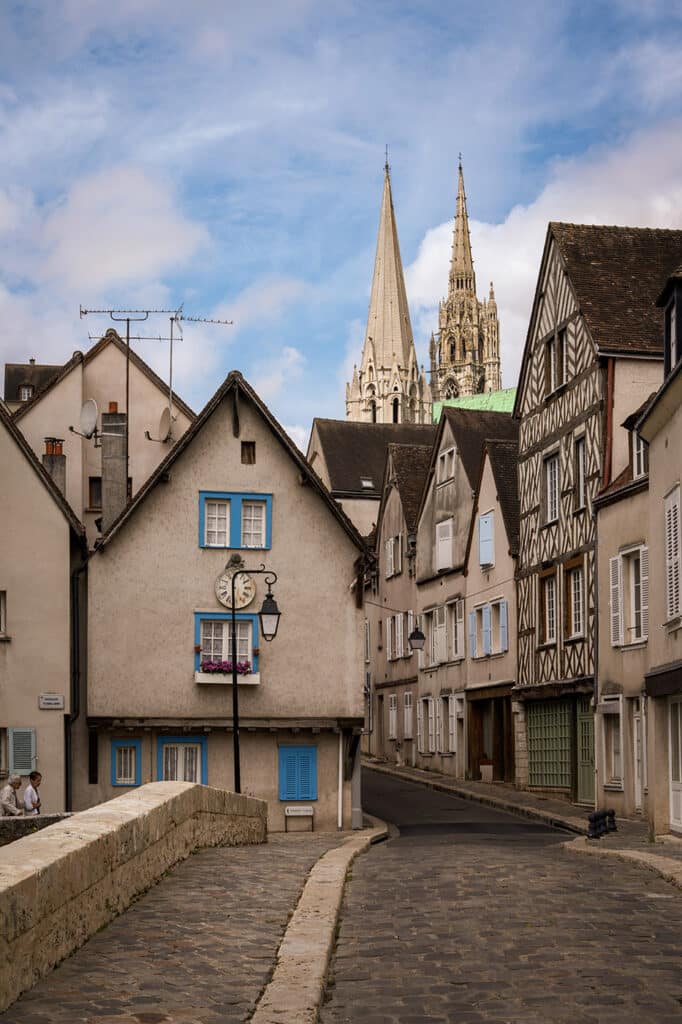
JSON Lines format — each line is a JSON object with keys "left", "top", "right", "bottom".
{"left": 577, "top": 697, "right": 595, "bottom": 804}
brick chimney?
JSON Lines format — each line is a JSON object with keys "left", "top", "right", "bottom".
{"left": 42, "top": 438, "right": 66, "bottom": 495}
{"left": 101, "top": 405, "right": 127, "bottom": 533}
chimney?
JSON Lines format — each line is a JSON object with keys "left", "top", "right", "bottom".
{"left": 42, "top": 438, "right": 66, "bottom": 495}
{"left": 101, "top": 409, "right": 127, "bottom": 533}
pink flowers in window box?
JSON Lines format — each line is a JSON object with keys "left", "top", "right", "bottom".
{"left": 200, "top": 660, "right": 252, "bottom": 675}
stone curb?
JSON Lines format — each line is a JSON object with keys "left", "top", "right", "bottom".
{"left": 364, "top": 759, "right": 588, "bottom": 835}
{"left": 250, "top": 821, "right": 388, "bottom": 1024}
{"left": 564, "top": 835, "right": 682, "bottom": 891}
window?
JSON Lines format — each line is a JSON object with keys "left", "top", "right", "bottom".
{"left": 601, "top": 697, "right": 623, "bottom": 788}
{"left": 448, "top": 599, "right": 465, "bottom": 660}
{"left": 469, "top": 600, "right": 508, "bottom": 657}
{"left": 665, "top": 487, "right": 681, "bottom": 620}
{"left": 88, "top": 476, "right": 103, "bottom": 510}
{"left": 111, "top": 739, "right": 141, "bottom": 787}
{"left": 384, "top": 535, "right": 402, "bottom": 578}
{"left": 241, "top": 441, "right": 256, "bottom": 465}
{"left": 574, "top": 437, "right": 586, "bottom": 510}
{"left": 544, "top": 453, "right": 559, "bottom": 523}
{"left": 158, "top": 736, "right": 208, "bottom": 784}
{"left": 667, "top": 296, "right": 679, "bottom": 370}
{"left": 388, "top": 695, "right": 398, "bottom": 739}
{"left": 539, "top": 574, "right": 557, "bottom": 645}
{"left": 435, "top": 518, "right": 454, "bottom": 571}
{"left": 278, "top": 745, "right": 317, "bottom": 800}
{"left": 360, "top": 477, "right": 374, "bottom": 490}
{"left": 198, "top": 492, "right": 272, "bottom": 550}
{"left": 430, "top": 606, "right": 447, "bottom": 665}
{"left": 0, "top": 591, "right": 6, "bottom": 636}
{"left": 19, "top": 384, "right": 33, "bottom": 402}
{"left": 404, "top": 692, "right": 413, "bottom": 739}
{"left": 364, "top": 620, "right": 370, "bottom": 663}
{"left": 565, "top": 564, "right": 584, "bottom": 639}
{"left": 633, "top": 434, "right": 648, "bottom": 479}
{"left": 546, "top": 327, "right": 566, "bottom": 394}
{"left": 8, "top": 728, "right": 36, "bottom": 774}
{"left": 478, "top": 512, "right": 494, "bottom": 566}
{"left": 437, "top": 447, "right": 456, "bottom": 484}
{"left": 610, "top": 547, "right": 649, "bottom": 645}
{"left": 194, "top": 613, "right": 259, "bottom": 673}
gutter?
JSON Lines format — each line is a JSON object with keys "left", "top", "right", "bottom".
{"left": 64, "top": 558, "right": 87, "bottom": 812}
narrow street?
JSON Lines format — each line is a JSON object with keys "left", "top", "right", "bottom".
{"left": 321, "top": 768, "right": 682, "bottom": 1024}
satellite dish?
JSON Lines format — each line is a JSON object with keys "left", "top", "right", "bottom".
{"left": 80, "top": 399, "right": 98, "bottom": 439}
{"left": 159, "top": 406, "right": 171, "bottom": 442}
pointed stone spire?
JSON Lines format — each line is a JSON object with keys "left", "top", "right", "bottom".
{"left": 449, "top": 159, "right": 476, "bottom": 296}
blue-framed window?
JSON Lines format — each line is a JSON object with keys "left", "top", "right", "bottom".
{"left": 198, "top": 492, "right": 272, "bottom": 550}
{"left": 194, "top": 612, "right": 259, "bottom": 673}
{"left": 278, "top": 745, "right": 318, "bottom": 801}
{"left": 111, "top": 739, "right": 142, "bottom": 787}
{"left": 157, "top": 735, "right": 208, "bottom": 785}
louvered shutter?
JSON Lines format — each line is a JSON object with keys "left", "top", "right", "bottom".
{"left": 609, "top": 556, "right": 623, "bottom": 646}
{"left": 665, "top": 490, "right": 681, "bottom": 619}
{"left": 385, "top": 616, "right": 392, "bottom": 661}
{"left": 407, "top": 610, "right": 414, "bottom": 656}
{"left": 640, "top": 546, "right": 649, "bottom": 640}
{"left": 436, "top": 519, "right": 453, "bottom": 571}
{"left": 427, "top": 699, "right": 436, "bottom": 752}
{"left": 396, "top": 614, "right": 404, "bottom": 658}
{"left": 435, "top": 699, "right": 443, "bottom": 753}
{"left": 404, "top": 693, "right": 413, "bottom": 739}
{"left": 396, "top": 534, "right": 403, "bottom": 574}
{"left": 469, "top": 611, "right": 476, "bottom": 658}
{"left": 298, "top": 747, "right": 317, "bottom": 800}
{"left": 433, "top": 606, "right": 446, "bottom": 664}
{"left": 482, "top": 604, "right": 492, "bottom": 655}
{"left": 479, "top": 513, "right": 494, "bottom": 566}
{"left": 448, "top": 696, "right": 456, "bottom": 752}
{"left": 417, "top": 700, "right": 424, "bottom": 751}
{"left": 500, "top": 601, "right": 508, "bottom": 652}
{"left": 9, "top": 728, "right": 36, "bottom": 774}
{"left": 279, "top": 747, "right": 298, "bottom": 800}
{"left": 456, "top": 600, "right": 464, "bottom": 657}
{"left": 385, "top": 538, "right": 394, "bottom": 579}
{"left": 417, "top": 614, "right": 425, "bottom": 669}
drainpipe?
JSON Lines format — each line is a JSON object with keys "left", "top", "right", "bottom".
{"left": 603, "top": 358, "right": 615, "bottom": 487}
{"left": 64, "top": 559, "right": 87, "bottom": 812}
{"left": 338, "top": 730, "right": 344, "bottom": 830}
{"left": 592, "top": 500, "right": 599, "bottom": 811}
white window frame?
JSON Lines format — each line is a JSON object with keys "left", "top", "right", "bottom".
{"left": 447, "top": 695, "right": 457, "bottom": 753}
{"left": 385, "top": 616, "right": 393, "bottom": 661}
{"left": 633, "top": 434, "right": 648, "bottom": 479}
{"left": 395, "top": 613, "right": 404, "bottom": 659}
{"left": 435, "top": 518, "right": 454, "bottom": 571}
{"left": 161, "top": 742, "right": 202, "bottom": 783}
{"left": 200, "top": 618, "right": 252, "bottom": 666}
{"left": 575, "top": 435, "right": 586, "bottom": 509}
{"left": 427, "top": 697, "right": 436, "bottom": 753}
{"left": 448, "top": 598, "right": 465, "bottom": 661}
{"left": 19, "top": 384, "right": 33, "bottom": 402}
{"left": 403, "top": 692, "right": 413, "bottom": 739}
{"left": 665, "top": 486, "right": 681, "bottom": 621}
{"left": 115, "top": 745, "right": 137, "bottom": 785}
{"left": 544, "top": 453, "right": 559, "bottom": 524}
{"left": 567, "top": 565, "right": 584, "bottom": 639}
{"left": 430, "top": 606, "right": 447, "bottom": 666}
{"left": 437, "top": 447, "right": 455, "bottom": 484}
{"left": 204, "top": 499, "right": 230, "bottom": 547}
{"left": 388, "top": 694, "right": 398, "bottom": 740}
{"left": 241, "top": 500, "right": 266, "bottom": 548}
{"left": 601, "top": 696, "right": 623, "bottom": 790}
{"left": 384, "top": 537, "right": 395, "bottom": 579}
{"left": 541, "top": 574, "right": 557, "bottom": 645}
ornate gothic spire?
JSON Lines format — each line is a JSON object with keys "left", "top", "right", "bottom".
{"left": 449, "top": 160, "right": 475, "bottom": 296}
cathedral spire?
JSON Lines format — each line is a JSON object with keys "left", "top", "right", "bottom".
{"left": 449, "top": 159, "right": 475, "bottom": 295}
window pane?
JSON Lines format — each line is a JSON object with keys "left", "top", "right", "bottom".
{"left": 201, "top": 621, "right": 224, "bottom": 663}
{"left": 116, "top": 746, "right": 135, "bottom": 784}
{"left": 183, "top": 744, "right": 200, "bottom": 782}
{"left": 241, "top": 501, "right": 265, "bottom": 547}
{"left": 163, "top": 745, "right": 179, "bottom": 781}
{"left": 205, "top": 500, "right": 229, "bottom": 546}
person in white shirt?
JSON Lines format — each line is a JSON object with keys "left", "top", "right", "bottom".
{"left": 0, "top": 775, "right": 23, "bottom": 815}
{"left": 23, "top": 771, "right": 41, "bottom": 815}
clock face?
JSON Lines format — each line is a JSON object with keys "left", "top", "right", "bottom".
{"left": 215, "top": 569, "right": 256, "bottom": 609}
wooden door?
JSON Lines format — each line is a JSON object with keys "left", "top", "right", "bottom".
{"left": 577, "top": 697, "right": 595, "bottom": 804}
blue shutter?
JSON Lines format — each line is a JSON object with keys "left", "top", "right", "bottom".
{"left": 279, "top": 746, "right": 317, "bottom": 800}
{"left": 479, "top": 513, "right": 494, "bottom": 565}
{"left": 482, "top": 604, "right": 492, "bottom": 655}
{"left": 298, "top": 747, "right": 318, "bottom": 800}
{"left": 468, "top": 611, "right": 476, "bottom": 658}
{"left": 279, "top": 747, "right": 298, "bottom": 800}
{"left": 500, "top": 601, "right": 508, "bottom": 652}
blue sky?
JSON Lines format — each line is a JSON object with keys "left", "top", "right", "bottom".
{"left": 2, "top": 1, "right": 682, "bottom": 447}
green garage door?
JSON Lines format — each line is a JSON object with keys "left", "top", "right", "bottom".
{"left": 528, "top": 699, "right": 572, "bottom": 788}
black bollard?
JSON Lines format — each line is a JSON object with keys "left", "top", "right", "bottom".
{"left": 587, "top": 810, "right": 602, "bottom": 839}
{"left": 606, "top": 809, "right": 617, "bottom": 833}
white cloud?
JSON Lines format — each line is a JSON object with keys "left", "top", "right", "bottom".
{"left": 251, "top": 346, "right": 305, "bottom": 402}
{"left": 227, "top": 276, "right": 309, "bottom": 332}
{"left": 406, "top": 122, "right": 682, "bottom": 390}
{"left": 282, "top": 423, "right": 307, "bottom": 452}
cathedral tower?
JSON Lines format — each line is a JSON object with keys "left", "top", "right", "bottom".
{"left": 430, "top": 161, "right": 502, "bottom": 401}
{"left": 346, "top": 163, "right": 430, "bottom": 424}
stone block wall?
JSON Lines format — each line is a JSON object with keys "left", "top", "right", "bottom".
{"left": 0, "top": 813, "right": 71, "bottom": 848}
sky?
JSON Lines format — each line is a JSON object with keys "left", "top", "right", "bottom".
{"left": 1, "top": 1, "right": 682, "bottom": 449}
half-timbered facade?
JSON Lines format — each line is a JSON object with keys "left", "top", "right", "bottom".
{"left": 514, "top": 223, "right": 682, "bottom": 802}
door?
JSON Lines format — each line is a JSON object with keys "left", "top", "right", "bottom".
{"left": 577, "top": 697, "right": 595, "bottom": 804}
{"left": 670, "top": 698, "right": 682, "bottom": 830}
{"left": 377, "top": 695, "right": 384, "bottom": 754}
{"left": 161, "top": 742, "right": 202, "bottom": 783}
{"left": 633, "top": 700, "right": 643, "bottom": 811}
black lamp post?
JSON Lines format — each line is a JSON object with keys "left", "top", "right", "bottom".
{"left": 231, "top": 565, "right": 281, "bottom": 794}
{"left": 408, "top": 625, "right": 425, "bottom": 651}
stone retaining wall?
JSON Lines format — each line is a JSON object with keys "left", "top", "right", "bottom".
{"left": 0, "top": 782, "right": 267, "bottom": 1012}
{"left": 0, "top": 813, "right": 71, "bottom": 847}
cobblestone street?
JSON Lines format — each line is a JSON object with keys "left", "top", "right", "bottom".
{"left": 1, "top": 834, "right": 343, "bottom": 1024}
{"left": 321, "top": 770, "right": 682, "bottom": 1024}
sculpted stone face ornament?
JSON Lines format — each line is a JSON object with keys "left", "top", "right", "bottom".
{"left": 215, "top": 556, "right": 256, "bottom": 610}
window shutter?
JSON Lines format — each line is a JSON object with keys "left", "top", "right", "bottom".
{"left": 479, "top": 513, "right": 494, "bottom": 565}
{"left": 428, "top": 699, "right": 436, "bottom": 752}
{"left": 298, "top": 747, "right": 317, "bottom": 800}
{"left": 385, "top": 538, "right": 394, "bottom": 578}
{"left": 396, "top": 534, "right": 403, "bottom": 574}
{"left": 9, "top": 728, "right": 36, "bottom": 774}
{"left": 434, "top": 606, "right": 446, "bottom": 664}
{"left": 417, "top": 614, "right": 425, "bottom": 669}
{"left": 436, "top": 519, "right": 453, "bottom": 571}
{"left": 609, "top": 556, "right": 623, "bottom": 646}
{"left": 665, "top": 490, "right": 681, "bottom": 619}
{"left": 469, "top": 610, "right": 476, "bottom": 658}
{"left": 500, "top": 600, "right": 508, "bottom": 652}
{"left": 482, "top": 604, "right": 492, "bottom": 655}
{"left": 396, "top": 613, "right": 404, "bottom": 658}
{"left": 404, "top": 693, "right": 413, "bottom": 739}
{"left": 417, "top": 700, "right": 424, "bottom": 751}
{"left": 407, "top": 610, "right": 414, "bottom": 655}
{"left": 640, "top": 546, "right": 649, "bottom": 640}
{"left": 279, "top": 747, "right": 297, "bottom": 800}
{"left": 448, "top": 696, "right": 456, "bottom": 752}
{"left": 385, "top": 617, "right": 392, "bottom": 661}
{"left": 456, "top": 600, "right": 464, "bottom": 657}
{"left": 435, "top": 699, "right": 442, "bottom": 752}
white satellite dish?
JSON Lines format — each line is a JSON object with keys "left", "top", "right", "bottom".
{"left": 159, "top": 406, "right": 171, "bottom": 442}
{"left": 80, "top": 399, "right": 98, "bottom": 439}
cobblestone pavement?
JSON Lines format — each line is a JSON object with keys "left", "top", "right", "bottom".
{"left": 2, "top": 834, "right": 344, "bottom": 1024}
{"left": 321, "top": 770, "right": 682, "bottom": 1024}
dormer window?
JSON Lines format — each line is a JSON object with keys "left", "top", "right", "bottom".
{"left": 436, "top": 447, "right": 455, "bottom": 484}
{"left": 633, "top": 433, "right": 649, "bottom": 479}
{"left": 19, "top": 384, "right": 33, "bottom": 402}
{"left": 360, "top": 477, "right": 374, "bottom": 490}
{"left": 669, "top": 297, "right": 679, "bottom": 368}
{"left": 545, "top": 327, "right": 566, "bottom": 395}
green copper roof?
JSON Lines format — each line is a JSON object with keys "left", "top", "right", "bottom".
{"left": 433, "top": 388, "right": 517, "bottom": 422}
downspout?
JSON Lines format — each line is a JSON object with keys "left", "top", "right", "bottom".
{"left": 65, "top": 558, "right": 87, "bottom": 812}
{"left": 603, "top": 358, "right": 615, "bottom": 487}
{"left": 592, "top": 500, "right": 599, "bottom": 810}
{"left": 338, "top": 730, "right": 344, "bottom": 830}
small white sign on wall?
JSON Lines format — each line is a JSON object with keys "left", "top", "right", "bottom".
{"left": 38, "top": 693, "right": 65, "bottom": 710}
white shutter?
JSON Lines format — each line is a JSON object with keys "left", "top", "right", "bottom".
{"left": 385, "top": 538, "right": 394, "bottom": 579}
{"left": 385, "top": 616, "right": 392, "bottom": 661}
{"left": 9, "top": 728, "right": 36, "bottom": 774}
{"left": 436, "top": 518, "right": 453, "bottom": 571}
{"left": 388, "top": 694, "right": 397, "bottom": 739}
{"left": 456, "top": 599, "right": 464, "bottom": 658}
{"left": 417, "top": 614, "right": 425, "bottom": 670}
{"left": 407, "top": 610, "right": 414, "bottom": 656}
{"left": 404, "top": 692, "right": 413, "bottom": 739}
{"left": 448, "top": 695, "right": 457, "bottom": 753}
{"left": 609, "top": 556, "right": 623, "bottom": 646}
{"left": 396, "top": 613, "right": 404, "bottom": 658}
{"left": 665, "top": 489, "right": 681, "bottom": 619}
{"left": 435, "top": 699, "right": 443, "bottom": 752}
{"left": 417, "top": 699, "right": 424, "bottom": 752}
{"left": 427, "top": 698, "right": 436, "bottom": 753}
{"left": 396, "top": 534, "right": 403, "bottom": 574}
{"left": 640, "top": 546, "right": 649, "bottom": 640}
{"left": 433, "top": 606, "right": 446, "bottom": 664}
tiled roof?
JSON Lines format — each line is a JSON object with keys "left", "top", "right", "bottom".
{"left": 4, "top": 361, "right": 62, "bottom": 403}
{"left": 387, "top": 443, "right": 433, "bottom": 533}
{"left": 433, "top": 388, "right": 516, "bottom": 422}
{"left": 311, "top": 419, "right": 437, "bottom": 497}
{"left": 441, "top": 407, "right": 518, "bottom": 490}
{"left": 551, "top": 223, "right": 682, "bottom": 357}
{"left": 486, "top": 440, "right": 520, "bottom": 555}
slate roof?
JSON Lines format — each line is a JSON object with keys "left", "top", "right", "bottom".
{"left": 441, "top": 407, "right": 518, "bottom": 490}
{"left": 387, "top": 443, "right": 433, "bottom": 533}
{"left": 551, "top": 222, "right": 682, "bottom": 357}
{"left": 486, "top": 440, "right": 520, "bottom": 555}
{"left": 4, "top": 361, "right": 62, "bottom": 403}
{"left": 310, "top": 419, "right": 437, "bottom": 497}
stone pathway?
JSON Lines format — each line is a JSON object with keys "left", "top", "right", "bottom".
{"left": 2, "top": 834, "right": 344, "bottom": 1024}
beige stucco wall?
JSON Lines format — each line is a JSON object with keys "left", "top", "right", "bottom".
{"left": 0, "top": 426, "right": 72, "bottom": 812}
{"left": 611, "top": 358, "right": 662, "bottom": 478}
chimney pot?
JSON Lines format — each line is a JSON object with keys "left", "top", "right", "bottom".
{"left": 108, "top": 401, "right": 118, "bottom": 413}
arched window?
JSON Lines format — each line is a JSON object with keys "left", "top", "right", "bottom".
{"left": 392, "top": 398, "right": 399, "bottom": 423}
{"left": 444, "top": 380, "right": 458, "bottom": 400}
{"left": 370, "top": 400, "right": 377, "bottom": 423}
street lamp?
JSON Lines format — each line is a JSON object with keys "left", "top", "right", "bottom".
{"left": 408, "top": 625, "right": 425, "bottom": 651}
{"left": 231, "top": 565, "right": 281, "bottom": 794}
